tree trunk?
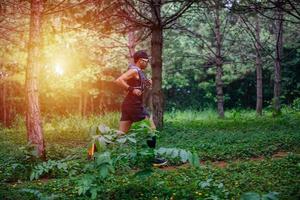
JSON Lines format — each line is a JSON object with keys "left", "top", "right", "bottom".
{"left": 0, "top": 83, "right": 3, "bottom": 124}
{"left": 90, "top": 96, "right": 94, "bottom": 114}
{"left": 151, "top": 0, "right": 164, "bottom": 128}
{"left": 79, "top": 80, "right": 82, "bottom": 115}
{"left": 83, "top": 92, "right": 88, "bottom": 117}
{"left": 3, "top": 80, "right": 6, "bottom": 126}
{"left": 128, "top": 31, "right": 136, "bottom": 63}
{"left": 273, "top": 2, "right": 283, "bottom": 115}
{"left": 7, "top": 80, "right": 12, "bottom": 126}
{"left": 255, "top": 16, "right": 263, "bottom": 115}
{"left": 25, "top": 0, "right": 45, "bottom": 159}
{"left": 9, "top": 82, "right": 16, "bottom": 127}
{"left": 214, "top": 5, "right": 224, "bottom": 118}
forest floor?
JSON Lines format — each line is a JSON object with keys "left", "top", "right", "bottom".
{"left": 0, "top": 109, "right": 299, "bottom": 199}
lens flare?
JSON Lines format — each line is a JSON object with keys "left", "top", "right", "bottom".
{"left": 54, "top": 64, "right": 64, "bottom": 75}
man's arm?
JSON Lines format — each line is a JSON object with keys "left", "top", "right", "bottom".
{"left": 114, "top": 69, "right": 142, "bottom": 96}
{"left": 114, "top": 69, "right": 137, "bottom": 90}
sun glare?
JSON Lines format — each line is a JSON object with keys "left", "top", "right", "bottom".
{"left": 54, "top": 64, "right": 64, "bottom": 75}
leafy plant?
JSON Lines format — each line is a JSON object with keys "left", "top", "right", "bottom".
{"left": 30, "top": 156, "right": 80, "bottom": 180}
{"left": 292, "top": 98, "right": 300, "bottom": 112}
{"left": 156, "top": 147, "right": 200, "bottom": 168}
{"left": 240, "top": 192, "right": 279, "bottom": 200}
{"left": 20, "top": 189, "right": 59, "bottom": 200}
{"left": 76, "top": 121, "right": 201, "bottom": 199}
{"left": 198, "top": 178, "right": 229, "bottom": 199}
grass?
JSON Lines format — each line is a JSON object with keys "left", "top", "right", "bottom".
{"left": 0, "top": 109, "right": 299, "bottom": 199}
{"left": 161, "top": 110, "right": 300, "bottom": 160}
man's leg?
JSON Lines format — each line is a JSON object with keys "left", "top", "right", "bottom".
{"left": 144, "top": 116, "right": 157, "bottom": 148}
{"left": 119, "top": 120, "right": 133, "bottom": 134}
{"left": 145, "top": 115, "right": 167, "bottom": 166}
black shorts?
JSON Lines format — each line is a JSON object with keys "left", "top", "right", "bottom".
{"left": 121, "top": 105, "right": 150, "bottom": 122}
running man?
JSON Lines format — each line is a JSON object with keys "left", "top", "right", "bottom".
{"left": 115, "top": 50, "right": 167, "bottom": 166}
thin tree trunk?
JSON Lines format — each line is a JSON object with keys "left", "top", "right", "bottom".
{"left": 25, "top": 0, "right": 45, "bottom": 159}
{"left": 0, "top": 83, "right": 3, "bottom": 124}
{"left": 9, "top": 82, "right": 15, "bottom": 127}
{"left": 3, "top": 80, "right": 6, "bottom": 126}
{"left": 214, "top": 5, "right": 224, "bottom": 118}
{"left": 90, "top": 96, "right": 94, "bottom": 114}
{"left": 7, "top": 80, "right": 12, "bottom": 126}
{"left": 83, "top": 92, "right": 88, "bottom": 117}
{"left": 151, "top": 1, "right": 164, "bottom": 128}
{"left": 273, "top": 2, "right": 283, "bottom": 115}
{"left": 79, "top": 80, "right": 82, "bottom": 115}
{"left": 255, "top": 16, "right": 263, "bottom": 115}
{"left": 128, "top": 31, "right": 136, "bottom": 63}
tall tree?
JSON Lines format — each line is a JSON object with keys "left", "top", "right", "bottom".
{"left": 112, "top": 0, "right": 193, "bottom": 127}
{"left": 150, "top": 0, "right": 164, "bottom": 125}
{"left": 214, "top": 0, "right": 224, "bottom": 118}
{"left": 254, "top": 15, "right": 263, "bottom": 115}
{"left": 273, "top": 0, "right": 284, "bottom": 115}
{"left": 26, "top": 0, "right": 45, "bottom": 158}
{"left": 172, "top": 0, "right": 239, "bottom": 118}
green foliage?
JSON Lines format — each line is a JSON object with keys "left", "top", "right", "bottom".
{"left": 0, "top": 142, "right": 44, "bottom": 182}
{"left": 198, "top": 178, "right": 229, "bottom": 199}
{"left": 30, "top": 156, "right": 81, "bottom": 180}
{"left": 156, "top": 147, "right": 200, "bottom": 168}
{"left": 20, "top": 189, "right": 59, "bottom": 200}
{"left": 292, "top": 98, "right": 300, "bottom": 112}
{"left": 161, "top": 109, "right": 300, "bottom": 161}
{"left": 240, "top": 192, "right": 279, "bottom": 200}
{"left": 76, "top": 120, "right": 201, "bottom": 199}
{"left": 76, "top": 152, "right": 115, "bottom": 199}
{"left": 1, "top": 110, "right": 299, "bottom": 199}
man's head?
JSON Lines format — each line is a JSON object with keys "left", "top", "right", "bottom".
{"left": 133, "top": 50, "right": 149, "bottom": 69}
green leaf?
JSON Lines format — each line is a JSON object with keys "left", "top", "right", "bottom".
{"left": 116, "top": 137, "right": 127, "bottom": 144}
{"left": 157, "top": 147, "right": 167, "bottom": 155}
{"left": 171, "top": 148, "right": 179, "bottom": 158}
{"left": 127, "top": 137, "right": 137, "bottom": 144}
{"left": 90, "top": 188, "right": 98, "bottom": 199}
{"left": 99, "top": 165, "right": 109, "bottom": 178}
{"left": 179, "top": 150, "right": 188, "bottom": 162}
{"left": 78, "top": 187, "right": 83, "bottom": 195}
{"left": 188, "top": 152, "right": 200, "bottom": 168}
{"left": 98, "top": 124, "right": 110, "bottom": 134}
{"left": 95, "top": 152, "right": 111, "bottom": 165}
{"left": 95, "top": 137, "right": 107, "bottom": 152}
{"left": 134, "top": 168, "right": 154, "bottom": 179}
{"left": 30, "top": 173, "right": 35, "bottom": 181}
{"left": 262, "top": 192, "right": 279, "bottom": 200}
{"left": 103, "top": 134, "right": 113, "bottom": 140}
{"left": 199, "top": 179, "right": 212, "bottom": 188}
{"left": 240, "top": 192, "right": 261, "bottom": 200}
{"left": 166, "top": 148, "right": 174, "bottom": 156}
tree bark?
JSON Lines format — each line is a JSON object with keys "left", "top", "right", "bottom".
{"left": 79, "top": 80, "right": 82, "bottom": 115}
{"left": 3, "top": 80, "right": 6, "bottom": 126}
{"left": 7, "top": 80, "right": 12, "bottom": 126}
{"left": 255, "top": 15, "right": 263, "bottom": 115}
{"left": 214, "top": 4, "right": 224, "bottom": 118}
{"left": 25, "top": 0, "right": 45, "bottom": 159}
{"left": 273, "top": 1, "right": 283, "bottom": 115}
{"left": 0, "top": 83, "right": 2, "bottom": 124}
{"left": 90, "top": 96, "right": 94, "bottom": 114}
{"left": 83, "top": 91, "right": 88, "bottom": 117}
{"left": 128, "top": 31, "right": 136, "bottom": 63}
{"left": 151, "top": 0, "right": 164, "bottom": 128}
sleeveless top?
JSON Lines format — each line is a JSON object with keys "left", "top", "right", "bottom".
{"left": 122, "top": 64, "right": 147, "bottom": 107}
